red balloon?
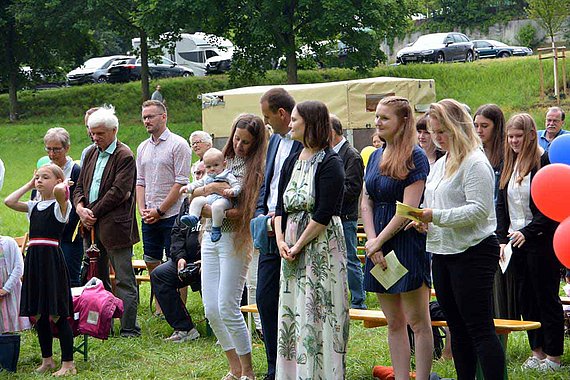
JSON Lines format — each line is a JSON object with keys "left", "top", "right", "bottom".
{"left": 553, "top": 217, "right": 570, "bottom": 268}
{"left": 530, "top": 164, "right": 570, "bottom": 222}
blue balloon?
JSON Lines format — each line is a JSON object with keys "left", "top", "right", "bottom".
{"left": 549, "top": 134, "right": 570, "bottom": 165}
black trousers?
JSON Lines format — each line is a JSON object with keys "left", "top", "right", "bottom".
{"left": 511, "top": 242, "right": 564, "bottom": 356}
{"left": 151, "top": 260, "right": 196, "bottom": 331}
{"left": 36, "top": 315, "right": 74, "bottom": 362}
{"left": 256, "top": 237, "right": 280, "bottom": 379}
{"left": 432, "top": 236, "right": 505, "bottom": 380}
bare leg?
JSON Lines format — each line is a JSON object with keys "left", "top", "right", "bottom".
{"left": 35, "top": 357, "right": 56, "bottom": 373}
{"left": 146, "top": 260, "right": 162, "bottom": 314}
{"left": 53, "top": 361, "right": 77, "bottom": 377}
{"left": 225, "top": 349, "right": 242, "bottom": 377}
{"left": 239, "top": 352, "right": 255, "bottom": 379}
{"left": 377, "top": 293, "right": 411, "bottom": 380}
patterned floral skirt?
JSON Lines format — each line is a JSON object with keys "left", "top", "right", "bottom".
{"left": 276, "top": 212, "right": 349, "bottom": 380}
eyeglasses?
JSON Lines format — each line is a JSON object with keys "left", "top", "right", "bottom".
{"left": 142, "top": 113, "right": 164, "bottom": 121}
{"left": 546, "top": 118, "right": 562, "bottom": 124}
{"left": 45, "top": 147, "right": 64, "bottom": 153}
{"left": 191, "top": 140, "right": 204, "bottom": 146}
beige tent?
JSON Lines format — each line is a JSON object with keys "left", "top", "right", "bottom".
{"left": 201, "top": 76, "right": 436, "bottom": 150}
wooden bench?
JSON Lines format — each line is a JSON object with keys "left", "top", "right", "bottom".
{"left": 109, "top": 259, "right": 151, "bottom": 285}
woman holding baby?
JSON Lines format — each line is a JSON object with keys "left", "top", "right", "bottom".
{"left": 192, "top": 114, "right": 267, "bottom": 380}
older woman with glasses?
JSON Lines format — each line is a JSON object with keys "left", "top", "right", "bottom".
{"left": 189, "top": 131, "right": 213, "bottom": 181}
{"left": 42, "top": 127, "right": 83, "bottom": 287}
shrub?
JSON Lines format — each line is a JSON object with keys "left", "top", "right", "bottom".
{"left": 516, "top": 23, "right": 541, "bottom": 49}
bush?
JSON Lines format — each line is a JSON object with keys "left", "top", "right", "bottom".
{"left": 516, "top": 23, "right": 541, "bottom": 49}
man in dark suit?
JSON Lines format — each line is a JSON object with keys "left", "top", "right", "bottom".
{"left": 330, "top": 115, "right": 366, "bottom": 309}
{"left": 74, "top": 106, "right": 141, "bottom": 337}
{"left": 255, "top": 88, "right": 302, "bottom": 380}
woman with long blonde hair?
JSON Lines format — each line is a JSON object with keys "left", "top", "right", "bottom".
{"left": 194, "top": 114, "right": 267, "bottom": 380}
{"left": 496, "top": 114, "right": 564, "bottom": 372}
{"left": 362, "top": 96, "right": 433, "bottom": 380}
{"left": 409, "top": 98, "right": 504, "bottom": 379}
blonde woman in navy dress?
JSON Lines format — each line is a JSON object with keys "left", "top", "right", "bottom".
{"left": 361, "top": 96, "right": 433, "bottom": 380}
{"left": 4, "top": 164, "right": 75, "bottom": 376}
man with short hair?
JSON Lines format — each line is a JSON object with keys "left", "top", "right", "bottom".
{"left": 136, "top": 100, "right": 192, "bottom": 315}
{"left": 255, "top": 88, "right": 303, "bottom": 380}
{"left": 538, "top": 107, "right": 567, "bottom": 152}
{"left": 330, "top": 114, "right": 366, "bottom": 309}
{"left": 74, "top": 106, "right": 141, "bottom": 337}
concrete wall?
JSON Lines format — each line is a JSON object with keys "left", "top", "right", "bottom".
{"left": 381, "top": 17, "right": 569, "bottom": 63}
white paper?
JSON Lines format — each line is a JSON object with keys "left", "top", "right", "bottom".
{"left": 499, "top": 242, "right": 513, "bottom": 274}
{"left": 370, "top": 250, "right": 408, "bottom": 290}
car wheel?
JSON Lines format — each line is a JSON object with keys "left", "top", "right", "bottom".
{"left": 182, "top": 72, "right": 191, "bottom": 77}
{"left": 499, "top": 52, "right": 510, "bottom": 59}
{"left": 465, "top": 51, "right": 474, "bottom": 63}
{"left": 97, "top": 76, "right": 108, "bottom": 83}
{"left": 436, "top": 52, "right": 445, "bottom": 64}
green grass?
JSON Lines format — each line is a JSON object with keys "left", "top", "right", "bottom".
{"left": 1, "top": 57, "right": 570, "bottom": 378}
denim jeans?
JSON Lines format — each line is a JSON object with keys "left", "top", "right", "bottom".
{"left": 141, "top": 215, "right": 177, "bottom": 262}
{"left": 342, "top": 220, "right": 366, "bottom": 309}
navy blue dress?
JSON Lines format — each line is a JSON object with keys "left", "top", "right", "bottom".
{"left": 363, "top": 145, "right": 431, "bottom": 293}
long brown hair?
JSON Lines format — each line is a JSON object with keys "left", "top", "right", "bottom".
{"left": 474, "top": 104, "right": 505, "bottom": 169}
{"left": 222, "top": 114, "right": 267, "bottom": 253}
{"left": 377, "top": 96, "right": 416, "bottom": 180}
{"left": 499, "top": 113, "right": 541, "bottom": 189}
{"left": 428, "top": 99, "right": 480, "bottom": 178}
{"left": 295, "top": 100, "right": 331, "bottom": 150}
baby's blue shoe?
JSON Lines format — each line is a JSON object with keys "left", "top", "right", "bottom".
{"left": 180, "top": 215, "right": 199, "bottom": 227}
{"left": 211, "top": 227, "right": 222, "bottom": 242}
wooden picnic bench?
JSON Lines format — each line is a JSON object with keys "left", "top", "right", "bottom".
{"left": 240, "top": 303, "right": 540, "bottom": 379}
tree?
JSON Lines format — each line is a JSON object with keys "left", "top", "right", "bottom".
{"left": 194, "top": 0, "right": 414, "bottom": 84}
{"left": 527, "top": 0, "right": 569, "bottom": 98}
{"left": 0, "top": 0, "right": 96, "bottom": 121}
{"left": 526, "top": 0, "right": 569, "bottom": 45}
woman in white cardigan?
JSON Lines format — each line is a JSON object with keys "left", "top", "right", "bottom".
{"left": 409, "top": 99, "right": 505, "bottom": 380}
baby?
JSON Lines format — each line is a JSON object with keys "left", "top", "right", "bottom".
{"left": 180, "top": 148, "right": 240, "bottom": 242}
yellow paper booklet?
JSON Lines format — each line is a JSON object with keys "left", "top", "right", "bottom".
{"left": 370, "top": 250, "right": 408, "bottom": 290}
{"left": 395, "top": 201, "right": 423, "bottom": 223}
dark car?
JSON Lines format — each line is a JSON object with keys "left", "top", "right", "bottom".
{"left": 396, "top": 33, "right": 475, "bottom": 65}
{"left": 66, "top": 55, "right": 132, "bottom": 85}
{"left": 107, "top": 56, "right": 194, "bottom": 83}
{"left": 472, "top": 39, "right": 532, "bottom": 59}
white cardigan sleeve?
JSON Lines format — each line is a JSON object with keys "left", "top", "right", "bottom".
{"left": 1, "top": 237, "right": 24, "bottom": 294}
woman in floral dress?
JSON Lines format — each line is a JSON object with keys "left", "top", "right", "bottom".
{"left": 274, "top": 100, "right": 349, "bottom": 379}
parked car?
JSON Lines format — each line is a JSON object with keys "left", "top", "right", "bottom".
{"left": 205, "top": 53, "right": 232, "bottom": 75}
{"left": 396, "top": 33, "right": 475, "bottom": 64}
{"left": 107, "top": 56, "right": 194, "bottom": 83}
{"left": 66, "top": 55, "right": 132, "bottom": 85}
{"left": 472, "top": 39, "right": 532, "bottom": 59}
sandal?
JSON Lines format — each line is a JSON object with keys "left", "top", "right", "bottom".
{"left": 221, "top": 372, "right": 240, "bottom": 380}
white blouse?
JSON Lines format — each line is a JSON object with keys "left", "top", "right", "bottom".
{"left": 506, "top": 168, "right": 533, "bottom": 232}
{"left": 425, "top": 149, "right": 497, "bottom": 255}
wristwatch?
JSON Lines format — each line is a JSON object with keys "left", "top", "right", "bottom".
{"left": 156, "top": 207, "right": 166, "bottom": 217}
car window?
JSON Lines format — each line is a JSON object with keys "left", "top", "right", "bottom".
{"left": 452, "top": 34, "right": 464, "bottom": 43}
{"left": 83, "top": 57, "right": 110, "bottom": 69}
{"left": 445, "top": 35, "right": 454, "bottom": 44}
{"left": 161, "top": 57, "right": 175, "bottom": 65}
{"left": 413, "top": 34, "right": 446, "bottom": 46}
{"left": 178, "top": 51, "right": 205, "bottom": 63}
{"left": 205, "top": 50, "right": 218, "bottom": 59}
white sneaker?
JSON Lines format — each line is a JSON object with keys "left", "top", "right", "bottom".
{"left": 522, "top": 356, "right": 543, "bottom": 370}
{"left": 538, "top": 358, "right": 561, "bottom": 372}
{"left": 165, "top": 328, "right": 200, "bottom": 343}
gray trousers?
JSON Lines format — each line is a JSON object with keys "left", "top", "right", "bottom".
{"left": 83, "top": 230, "right": 141, "bottom": 336}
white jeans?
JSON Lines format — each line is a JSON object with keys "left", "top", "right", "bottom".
{"left": 201, "top": 231, "right": 251, "bottom": 355}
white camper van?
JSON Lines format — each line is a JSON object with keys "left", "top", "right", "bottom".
{"left": 132, "top": 33, "right": 234, "bottom": 76}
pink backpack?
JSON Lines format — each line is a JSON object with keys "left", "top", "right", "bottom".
{"left": 72, "top": 278, "right": 123, "bottom": 340}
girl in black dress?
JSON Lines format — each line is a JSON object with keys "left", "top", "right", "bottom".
{"left": 4, "top": 164, "right": 76, "bottom": 376}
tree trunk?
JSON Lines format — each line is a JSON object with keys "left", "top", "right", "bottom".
{"left": 140, "top": 29, "right": 150, "bottom": 101}
{"left": 6, "top": 9, "right": 18, "bottom": 122}
{"left": 284, "top": 0, "right": 297, "bottom": 84}
{"left": 551, "top": 36, "right": 559, "bottom": 99}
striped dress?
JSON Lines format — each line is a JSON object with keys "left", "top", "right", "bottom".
{"left": 363, "top": 146, "right": 432, "bottom": 293}
{"left": 0, "top": 236, "right": 30, "bottom": 332}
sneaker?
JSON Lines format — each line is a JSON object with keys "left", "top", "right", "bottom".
{"left": 181, "top": 215, "right": 199, "bottom": 227}
{"left": 165, "top": 328, "right": 200, "bottom": 343}
{"left": 211, "top": 226, "right": 222, "bottom": 242}
{"left": 538, "top": 358, "right": 561, "bottom": 372}
{"left": 522, "top": 356, "right": 543, "bottom": 370}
